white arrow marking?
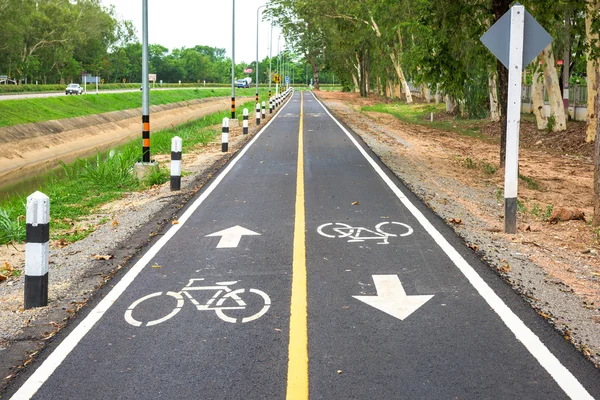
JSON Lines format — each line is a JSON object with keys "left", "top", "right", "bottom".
{"left": 353, "top": 275, "right": 433, "bottom": 321}
{"left": 205, "top": 225, "right": 261, "bottom": 248}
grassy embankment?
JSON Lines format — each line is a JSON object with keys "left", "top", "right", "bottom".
{"left": 0, "top": 87, "right": 262, "bottom": 128}
{"left": 0, "top": 91, "right": 273, "bottom": 250}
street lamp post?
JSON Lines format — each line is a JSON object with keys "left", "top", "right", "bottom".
{"left": 269, "top": 22, "right": 273, "bottom": 98}
{"left": 141, "top": 0, "right": 150, "bottom": 163}
{"left": 256, "top": 5, "right": 265, "bottom": 104}
{"left": 231, "top": 0, "right": 235, "bottom": 119}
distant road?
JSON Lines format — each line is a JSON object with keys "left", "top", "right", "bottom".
{"left": 0, "top": 86, "right": 225, "bottom": 101}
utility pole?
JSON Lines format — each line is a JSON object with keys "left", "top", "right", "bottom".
{"left": 269, "top": 22, "right": 272, "bottom": 98}
{"left": 141, "top": 0, "right": 150, "bottom": 163}
{"left": 231, "top": 0, "right": 236, "bottom": 119}
{"left": 256, "top": 5, "right": 265, "bottom": 104}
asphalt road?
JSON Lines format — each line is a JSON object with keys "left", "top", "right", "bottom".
{"left": 5, "top": 91, "right": 600, "bottom": 400}
{"left": 0, "top": 86, "right": 225, "bottom": 101}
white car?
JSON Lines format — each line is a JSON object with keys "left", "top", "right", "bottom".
{"left": 65, "top": 83, "right": 83, "bottom": 95}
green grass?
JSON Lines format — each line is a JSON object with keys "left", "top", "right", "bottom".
{"left": 362, "top": 102, "right": 493, "bottom": 142}
{"left": 518, "top": 174, "right": 541, "bottom": 191}
{"left": 0, "top": 94, "right": 270, "bottom": 245}
{"left": 0, "top": 88, "right": 264, "bottom": 128}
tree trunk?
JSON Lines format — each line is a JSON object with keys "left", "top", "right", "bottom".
{"left": 563, "top": 9, "right": 571, "bottom": 118}
{"left": 435, "top": 83, "right": 441, "bottom": 104}
{"left": 395, "top": 83, "right": 401, "bottom": 98}
{"left": 445, "top": 95, "right": 458, "bottom": 114}
{"left": 351, "top": 72, "right": 359, "bottom": 93}
{"left": 493, "top": 0, "right": 511, "bottom": 168}
{"left": 532, "top": 67, "right": 548, "bottom": 130}
{"left": 586, "top": 0, "right": 599, "bottom": 142}
{"left": 594, "top": 69, "right": 600, "bottom": 226}
{"left": 360, "top": 48, "right": 367, "bottom": 97}
{"left": 488, "top": 68, "right": 500, "bottom": 122}
{"left": 541, "top": 45, "right": 567, "bottom": 131}
{"left": 422, "top": 84, "right": 431, "bottom": 103}
{"left": 389, "top": 53, "right": 412, "bottom": 103}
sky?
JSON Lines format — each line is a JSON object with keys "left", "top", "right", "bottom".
{"left": 101, "top": 0, "right": 285, "bottom": 64}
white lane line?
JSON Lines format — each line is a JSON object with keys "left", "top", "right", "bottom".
{"left": 310, "top": 91, "right": 594, "bottom": 400}
{"left": 10, "top": 93, "right": 297, "bottom": 400}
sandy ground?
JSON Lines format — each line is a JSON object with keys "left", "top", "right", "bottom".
{"left": 0, "top": 96, "right": 252, "bottom": 186}
{"left": 315, "top": 91, "right": 600, "bottom": 366}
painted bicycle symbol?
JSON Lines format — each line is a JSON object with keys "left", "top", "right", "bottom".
{"left": 124, "top": 278, "right": 271, "bottom": 327}
{"left": 317, "top": 221, "right": 413, "bottom": 245}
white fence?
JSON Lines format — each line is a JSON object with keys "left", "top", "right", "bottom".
{"left": 521, "top": 84, "right": 587, "bottom": 122}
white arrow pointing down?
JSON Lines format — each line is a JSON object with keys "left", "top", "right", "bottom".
{"left": 353, "top": 275, "right": 434, "bottom": 321}
{"left": 205, "top": 225, "right": 261, "bottom": 248}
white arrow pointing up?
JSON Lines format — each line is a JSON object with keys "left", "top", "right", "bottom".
{"left": 205, "top": 225, "right": 261, "bottom": 248}
{"left": 353, "top": 275, "right": 434, "bottom": 321}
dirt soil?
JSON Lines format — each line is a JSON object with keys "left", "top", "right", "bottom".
{"left": 315, "top": 91, "right": 600, "bottom": 367}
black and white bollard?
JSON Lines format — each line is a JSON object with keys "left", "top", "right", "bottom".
{"left": 222, "top": 117, "right": 229, "bottom": 152}
{"left": 269, "top": 97, "right": 273, "bottom": 114}
{"left": 170, "top": 136, "right": 182, "bottom": 191}
{"left": 243, "top": 108, "right": 248, "bottom": 134}
{"left": 255, "top": 102, "right": 261, "bottom": 126}
{"left": 24, "top": 191, "right": 50, "bottom": 310}
{"left": 262, "top": 101, "right": 266, "bottom": 120}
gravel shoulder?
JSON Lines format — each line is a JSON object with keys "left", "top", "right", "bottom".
{"left": 315, "top": 91, "right": 600, "bottom": 368}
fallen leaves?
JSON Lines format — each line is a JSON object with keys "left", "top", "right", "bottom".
{"left": 447, "top": 218, "right": 462, "bottom": 225}
{"left": 151, "top": 264, "right": 162, "bottom": 269}
{"left": 172, "top": 219, "right": 179, "bottom": 225}
{"left": 111, "top": 219, "right": 119, "bottom": 229}
{"left": 92, "top": 254, "right": 113, "bottom": 260}
{"left": 51, "top": 237, "right": 70, "bottom": 249}
{"left": 351, "top": 201, "right": 360, "bottom": 206}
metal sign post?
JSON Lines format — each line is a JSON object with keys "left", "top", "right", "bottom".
{"left": 480, "top": 2, "right": 552, "bottom": 234}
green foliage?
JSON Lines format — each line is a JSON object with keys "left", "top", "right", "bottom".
{"left": 546, "top": 115, "right": 556, "bottom": 132}
{"left": 143, "top": 166, "right": 170, "bottom": 187}
{"left": 518, "top": 174, "right": 541, "bottom": 191}
{"left": 0, "top": 205, "right": 26, "bottom": 245}
{"left": 531, "top": 203, "right": 541, "bottom": 217}
{"left": 481, "top": 162, "right": 497, "bottom": 175}
{"left": 496, "top": 188, "right": 503, "bottom": 204}
{"left": 544, "top": 204, "right": 555, "bottom": 220}
{"left": 464, "top": 158, "right": 477, "bottom": 169}
{"left": 517, "top": 200, "right": 528, "bottom": 214}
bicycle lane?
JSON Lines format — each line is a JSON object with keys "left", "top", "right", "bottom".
{"left": 9, "top": 91, "right": 301, "bottom": 399}
{"left": 302, "top": 92, "right": 600, "bottom": 399}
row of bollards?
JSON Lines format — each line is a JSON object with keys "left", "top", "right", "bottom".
{"left": 221, "top": 88, "right": 294, "bottom": 153}
{"left": 23, "top": 89, "right": 295, "bottom": 310}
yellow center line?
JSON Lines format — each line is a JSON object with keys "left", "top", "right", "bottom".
{"left": 286, "top": 91, "right": 308, "bottom": 399}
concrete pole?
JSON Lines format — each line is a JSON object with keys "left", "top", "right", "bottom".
{"left": 170, "top": 136, "right": 182, "bottom": 191}
{"left": 24, "top": 191, "right": 49, "bottom": 309}
{"left": 231, "top": 0, "right": 236, "bottom": 119}
{"left": 256, "top": 5, "right": 265, "bottom": 104}
{"left": 269, "top": 22, "right": 273, "bottom": 98}
{"left": 142, "top": 0, "right": 150, "bottom": 163}
{"left": 504, "top": 5, "right": 525, "bottom": 234}
{"left": 222, "top": 118, "right": 229, "bottom": 152}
